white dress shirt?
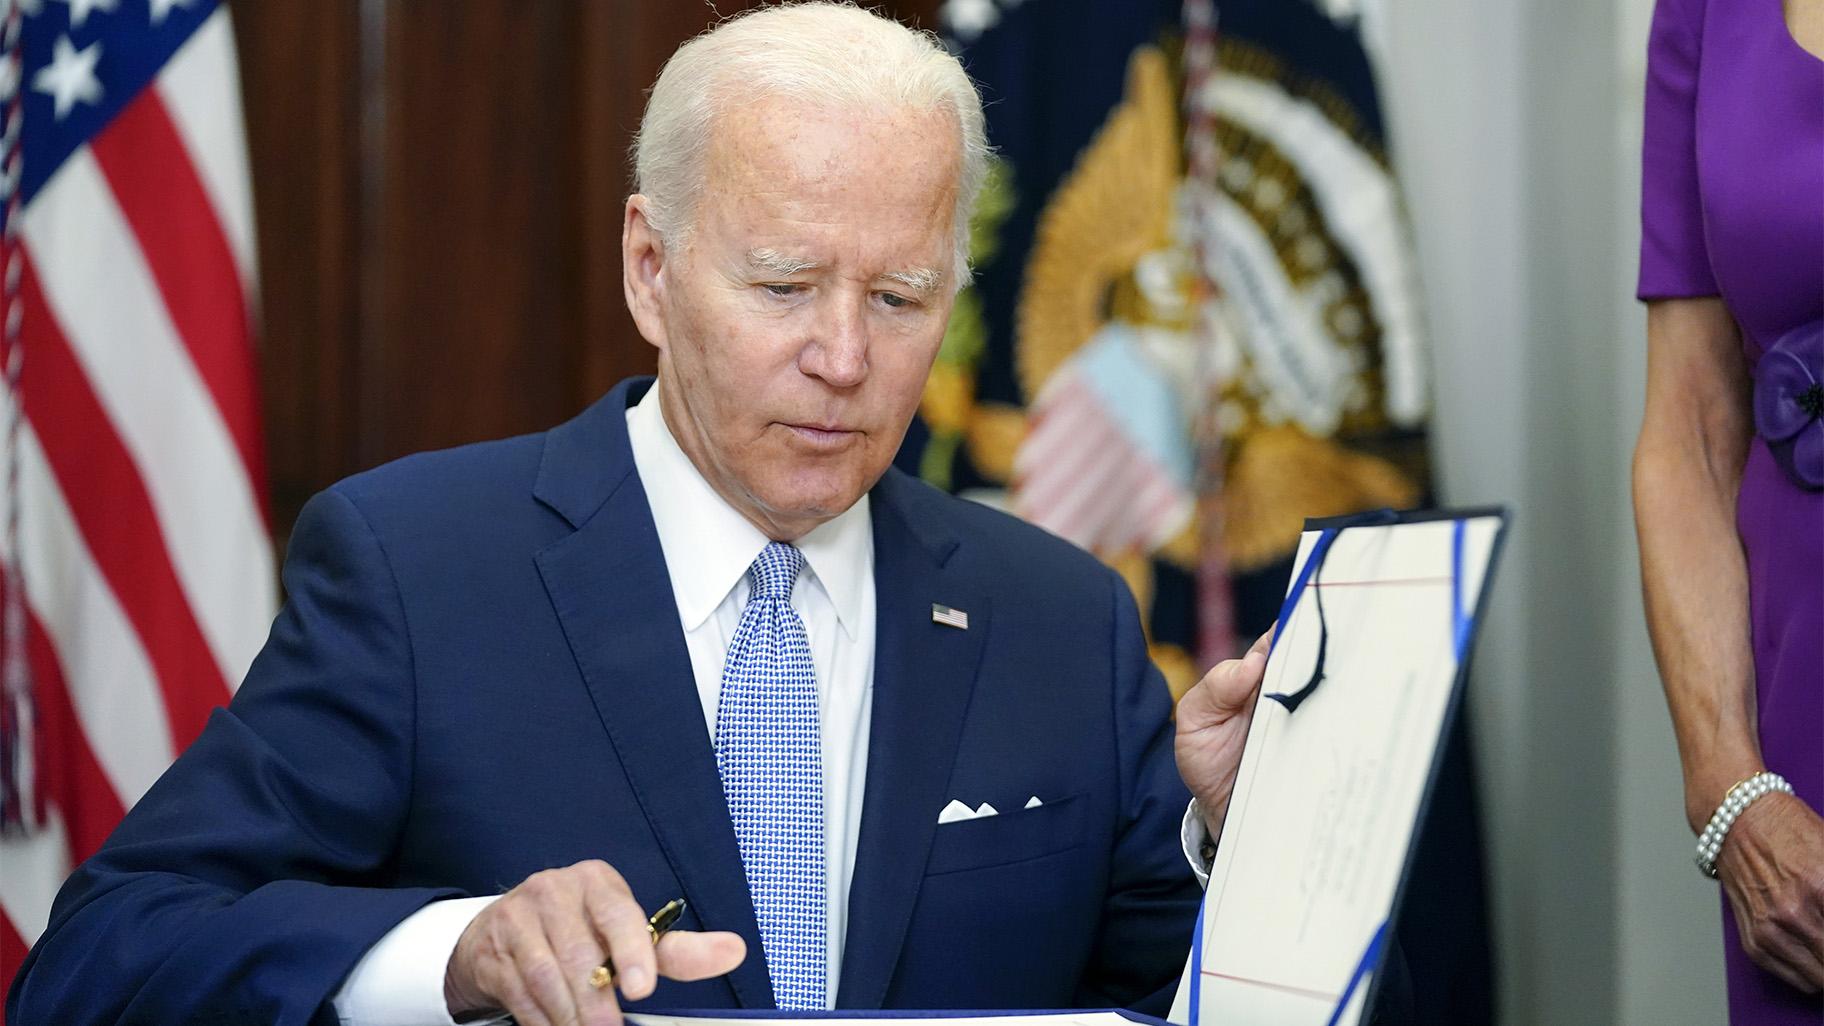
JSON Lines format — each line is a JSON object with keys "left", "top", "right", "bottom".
{"left": 334, "top": 384, "right": 876, "bottom": 1024}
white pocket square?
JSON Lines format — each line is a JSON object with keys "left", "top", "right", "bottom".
{"left": 937, "top": 799, "right": 1001, "bottom": 824}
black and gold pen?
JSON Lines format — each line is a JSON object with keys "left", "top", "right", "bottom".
{"left": 588, "top": 898, "right": 688, "bottom": 990}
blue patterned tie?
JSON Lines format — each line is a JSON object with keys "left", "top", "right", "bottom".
{"left": 716, "top": 542, "right": 826, "bottom": 1010}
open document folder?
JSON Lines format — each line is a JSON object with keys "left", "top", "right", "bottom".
{"left": 1170, "top": 508, "right": 1508, "bottom": 1026}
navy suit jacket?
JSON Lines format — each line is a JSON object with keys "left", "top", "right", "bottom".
{"left": 8, "top": 378, "right": 1200, "bottom": 1025}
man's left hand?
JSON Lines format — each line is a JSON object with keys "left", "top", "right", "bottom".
{"left": 1175, "top": 626, "right": 1273, "bottom": 841}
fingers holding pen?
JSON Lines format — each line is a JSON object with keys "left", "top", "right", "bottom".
{"left": 446, "top": 860, "right": 742, "bottom": 1026}
{"left": 583, "top": 863, "right": 660, "bottom": 1000}
{"left": 513, "top": 867, "right": 600, "bottom": 1026}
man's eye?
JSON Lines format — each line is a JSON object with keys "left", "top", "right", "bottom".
{"left": 879, "top": 292, "right": 913, "bottom": 309}
{"left": 763, "top": 283, "right": 802, "bottom": 298}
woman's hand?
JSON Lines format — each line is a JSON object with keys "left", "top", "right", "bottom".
{"left": 1717, "top": 793, "right": 1824, "bottom": 993}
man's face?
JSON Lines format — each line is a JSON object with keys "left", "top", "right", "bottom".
{"left": 624, "top": 96, "right": 960, "bottom": 540}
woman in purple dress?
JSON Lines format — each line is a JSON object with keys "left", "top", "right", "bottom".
{"left": 1633, "top": 0, "right": 1824, "bottom": 1020}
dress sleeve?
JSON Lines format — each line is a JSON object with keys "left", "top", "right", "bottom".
{"left": 1638, "top": 0, "right": 1719, "bottom": 300}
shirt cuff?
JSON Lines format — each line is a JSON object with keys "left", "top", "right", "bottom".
{"left": 1181, "top": 798, "right": 1215, "bottom": 888}
{"left": 333, "top": 894, "right": 505, "bottom": 1026}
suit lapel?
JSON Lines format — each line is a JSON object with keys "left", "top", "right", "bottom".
{"left": 837, "top": 472, "right": 990, "bottom": 1009}
{"left": 533, "top": 379, "right": 773, "bottom": 1009}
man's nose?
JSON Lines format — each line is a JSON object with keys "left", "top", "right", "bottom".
{"left": 801, "top": 293, "right": 869, "bottom": 388}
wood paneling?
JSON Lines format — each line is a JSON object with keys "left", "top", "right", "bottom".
{"left": 231, "top": 0, "right": 365, "bottom": 540}
{"left": 373, "top": 2, "right": 585, "bottom": 461}
{"left": 235, "top": 0, "right": 947, "bottom": 543}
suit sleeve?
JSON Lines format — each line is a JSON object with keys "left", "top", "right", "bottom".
{"left": 6, "top": 488, "right": 466, "bottom": 1026}
{"left": 1072, "top": 570, "right": 1202, "bottom": 1015}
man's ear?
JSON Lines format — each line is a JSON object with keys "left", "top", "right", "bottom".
{"left": 623, "top": 195, "right": 669, "bottom": 352}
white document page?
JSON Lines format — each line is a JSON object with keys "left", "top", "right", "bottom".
{"left": 1186, "top": 512, "right": 1504, "bottom": 1026}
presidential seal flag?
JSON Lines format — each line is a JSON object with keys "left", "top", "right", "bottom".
{"left": 917, "top": 0, "right": 1438, "bottom": 680}
{"left": 0, "top": 0, "right": 272, "bottom": 996}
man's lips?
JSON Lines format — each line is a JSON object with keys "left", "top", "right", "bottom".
{"left": 781, "top": 422, "right": 861, "bottom": 447}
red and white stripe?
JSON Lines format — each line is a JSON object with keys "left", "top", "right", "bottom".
{"left": 0, "top": 5, "right": 271, "bottom": 992}
{"left": 1013, "top": 368, "right": 1193, "bottom": 558}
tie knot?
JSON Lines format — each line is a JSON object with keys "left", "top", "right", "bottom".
{"left": 748, "top": 542, "right": 804, "bottom": 602}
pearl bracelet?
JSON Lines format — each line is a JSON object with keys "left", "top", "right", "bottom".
{"left": 1696, "top": 771, "right": 1793, "bottom": 879}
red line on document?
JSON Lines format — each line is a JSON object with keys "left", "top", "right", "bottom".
{"left": 1308, "top": 576, "right": 1455, "bottom": 588}
{"left": 1199, "top": 970, "right": 1339, "bottom": 1003}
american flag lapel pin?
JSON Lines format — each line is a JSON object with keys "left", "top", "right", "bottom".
{"left": 931, "top": 603, "right": 969, "bottom": 630}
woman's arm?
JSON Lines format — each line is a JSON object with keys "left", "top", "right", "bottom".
{"left": 1633, "top": 297, "right": 1758, "bottom": 830}
{"left": 1633, "top": 297, "right": 1824, "bottom": 994}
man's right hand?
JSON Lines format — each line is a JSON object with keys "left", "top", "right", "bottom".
{"left": 444, "top": 860, "right": 747, "bottom": 1026}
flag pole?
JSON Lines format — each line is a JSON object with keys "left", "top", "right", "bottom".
{"left": 0, "top": 0, "right": 33, "bottom": 836}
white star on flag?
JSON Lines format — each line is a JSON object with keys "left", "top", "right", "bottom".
{"left": 943, "top": 0, "right": 1000, "bottom": 42}
{"left": 149, "top": 0, "right": 194, "bottom": 25}
{"left": 32, "top": 34, "right": 103, "bottom": 120}
{"left": 53, "top": 0, "right": 118, "bottom": 30}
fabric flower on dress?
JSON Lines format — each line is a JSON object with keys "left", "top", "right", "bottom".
{"left": 1752, "top": 319, "right": 1824, "bottom": 491}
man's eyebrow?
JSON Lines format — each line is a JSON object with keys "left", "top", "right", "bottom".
{"left": 879, "top": 266, "right": 945, "bottom": 295}
{"left": 746, "top": 248, "right": 820, "bottom": 276}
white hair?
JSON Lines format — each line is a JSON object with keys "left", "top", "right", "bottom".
{"left": 633, "top": 2, "right": 991, "bottom": 289}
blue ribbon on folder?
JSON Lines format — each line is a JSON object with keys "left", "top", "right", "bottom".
{"left": 1323, "top": 919, "right": 1390, "bottom": 1026}
{"left": 1450, "top": 518, "right": 1471, "bottom": 662}
{"left": 1263, "top": 509, "right": 1398, "bottom": 713}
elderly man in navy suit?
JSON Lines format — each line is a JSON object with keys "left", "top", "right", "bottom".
{"left": 7, "top": 5, "right": 1272, "bottom": 1025}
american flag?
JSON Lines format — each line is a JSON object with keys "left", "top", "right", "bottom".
{"left": 930, "top": 603, "right": 969, "bottom": 630}
{"left": 0, "top": 0, "right": 271, "bottom": 999}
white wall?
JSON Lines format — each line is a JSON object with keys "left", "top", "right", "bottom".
{"left": 1376, "top": 0, "right": 1727, "bottom": 1021}
{"left": 1606, "top": 1, "right": 1729, "bottom": 1021}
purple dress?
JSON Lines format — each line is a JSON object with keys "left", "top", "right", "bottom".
{"left": 1639, "top": 0, "right": 1824, "bottom": 1021}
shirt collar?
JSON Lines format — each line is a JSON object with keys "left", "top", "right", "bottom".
{"left": 625, "top": 382, "right": 871, "bottom": 640}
